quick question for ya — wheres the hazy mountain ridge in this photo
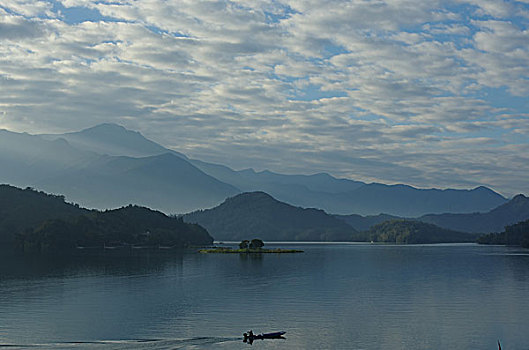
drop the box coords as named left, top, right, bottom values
left=0, top=129, right=99, bottom=186
left=184, top=192, right=357, bottom=241
left=42, top=123, right=508, bottom=216
left=191, top=159, right=506, bottom=216
left=42, top=123, right=187, bottom=159
left=0, top=123, right=510, bottom=216
left=340, top=183, right=505, bottom=217
left=1, top=128, right=239, bottom=213
left=419, top=194, right=529, bottom=233
left=35, top=152, right=239, bottom=214
left=337, top=195, right=529, bottom=234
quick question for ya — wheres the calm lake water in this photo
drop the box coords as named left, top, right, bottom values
left=1, top=243, right=529, bottom=349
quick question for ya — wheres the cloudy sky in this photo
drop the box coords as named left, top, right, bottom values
left=1, top=0, right=528, bottom=196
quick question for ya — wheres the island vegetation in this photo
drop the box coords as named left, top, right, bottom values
left=199, top=239, right=303, bottom=254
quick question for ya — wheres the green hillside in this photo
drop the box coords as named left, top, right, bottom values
left=0, top=185, right=86, bottom=244
left=17, top=205, right=213, bottom=254
left=477, top=219, right=529, bottom=248
left=361, top=219, right=479, bottom=244
left=184, top=191, right=357, bottom=241
left=0, top=185, right=213, bottom=253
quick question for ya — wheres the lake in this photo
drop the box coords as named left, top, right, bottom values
left=1, top=243, right=529, bottom=349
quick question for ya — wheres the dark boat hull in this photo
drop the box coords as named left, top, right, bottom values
left=244, top=331, right=286, bottom=342
left=255, top=331, right=286, bottom=339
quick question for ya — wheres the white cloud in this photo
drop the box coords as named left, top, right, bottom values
left=0, top=0, right=53, bottom=17
left=0, top=0, right=528, bottom=195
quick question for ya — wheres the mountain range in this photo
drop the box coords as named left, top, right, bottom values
left=1, top=126, right=238, bottom=214
left=184, top=191, right=529, bottom=243
left=336, top=194, right=529, bottom=234
left=418, top=194, right=529, bottom=233
left=184, top=192, right=483, bottom=243
left=0, top=123, right=512, bottom=216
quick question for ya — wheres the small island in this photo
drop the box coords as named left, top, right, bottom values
left=199, top=239, right=303, bottom=254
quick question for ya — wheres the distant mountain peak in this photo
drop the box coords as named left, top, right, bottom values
left=78, top=123, right=142, bottom=137
left=225, top=191, right=276, bottom=203
left=82, top=123, right=128, bottom=132
left=495, top=194, right=529, bottom=210
left=471, top=185, right=499, bottom=194
left=44, top=123, right=188, bottom=159
left=512, top=194, right=528, bottom=201
left=238, top=191, right=271, bottom=197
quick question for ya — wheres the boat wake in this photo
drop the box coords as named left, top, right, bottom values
left=0, top=337, right=242, bottom=349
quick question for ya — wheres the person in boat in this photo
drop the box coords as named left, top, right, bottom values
left=243, top=330, right=254, bottom=344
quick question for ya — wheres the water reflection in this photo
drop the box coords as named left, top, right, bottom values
left=238, top=252, right=264, bottom=263
left=0, top=248, right=186, bottom=281
left=1, top=244, right=529, bottom=349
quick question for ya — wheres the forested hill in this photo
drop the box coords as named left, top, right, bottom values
left=0, top=185, right=86, bottom=243
left=477, top=219, right=529, bottom=248
left=419, top=194, right=529, bottom=233
left=0, top=184, right=213, bottom=253
left=361, top=220, right=479, bottom=244
left=184, top=191, right=357, bottom=241
left=17, top=205, right=213, bottom=254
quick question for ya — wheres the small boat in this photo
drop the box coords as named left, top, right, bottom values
left=243, top=331, right=286, bottom=343
left=255, top=331, right=285, bottom=339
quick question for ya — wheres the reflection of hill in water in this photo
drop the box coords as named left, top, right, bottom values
left=0, top=248, right=186, bottom=281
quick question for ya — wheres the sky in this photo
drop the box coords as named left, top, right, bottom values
left=1, top=0, right=528, bottom=197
